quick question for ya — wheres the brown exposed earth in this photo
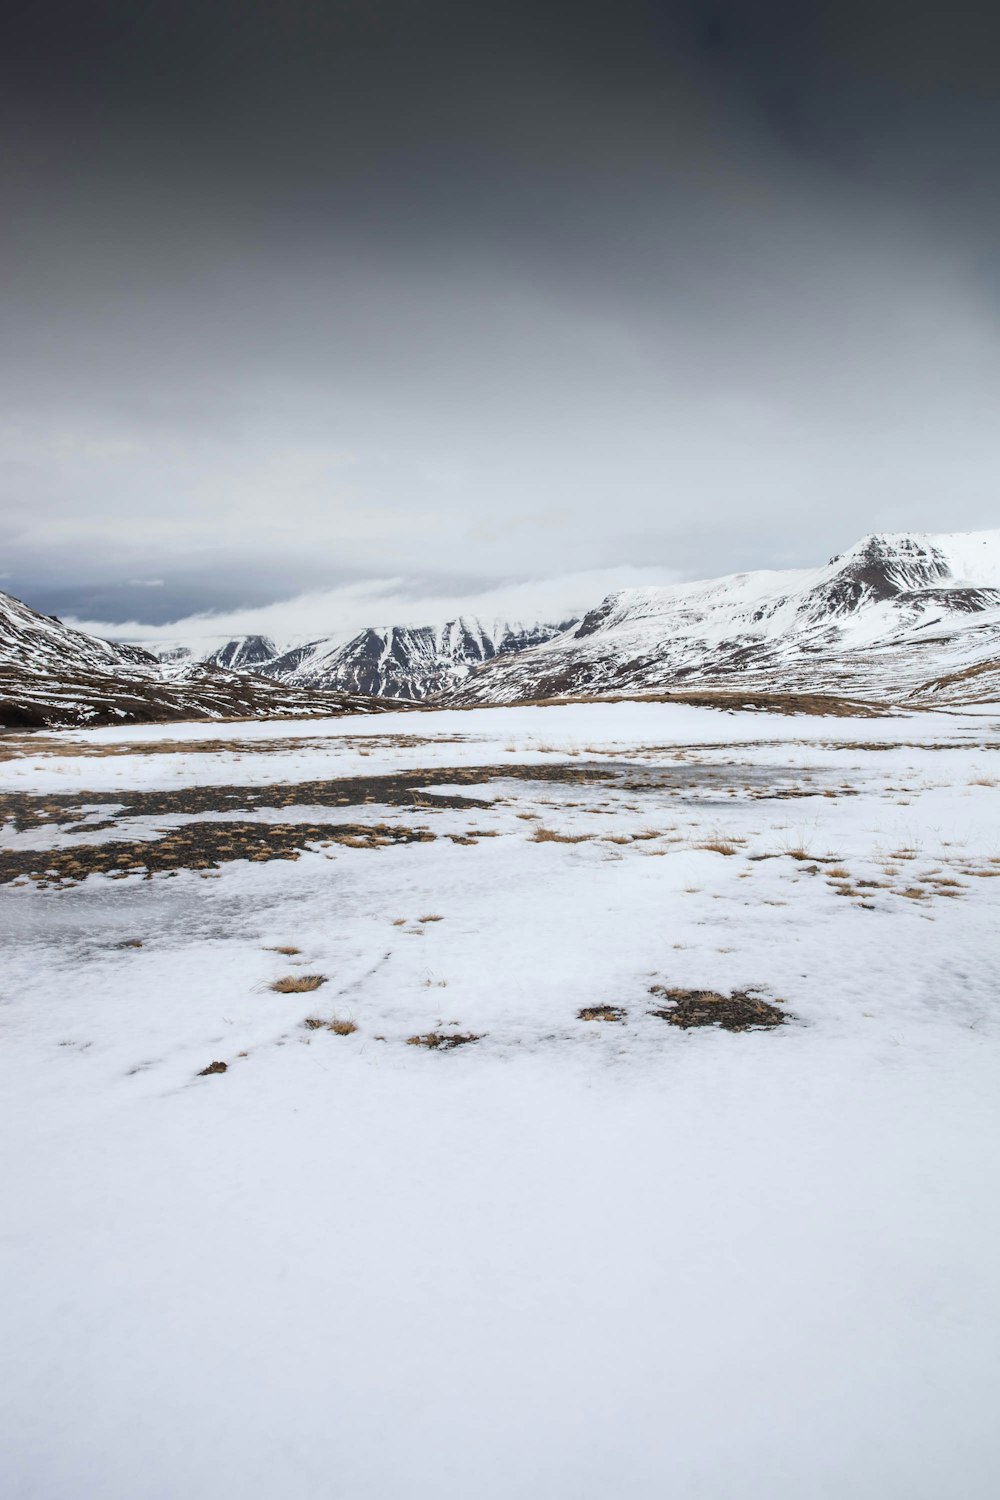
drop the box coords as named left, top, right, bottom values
left=649, top=986, right=788, bottom=1031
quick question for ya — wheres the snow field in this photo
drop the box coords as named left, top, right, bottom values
left=1, top=699, right=999, bottom=1498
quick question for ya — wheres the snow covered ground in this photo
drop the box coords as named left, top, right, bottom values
left=2, top=700, right=999, bottom=1499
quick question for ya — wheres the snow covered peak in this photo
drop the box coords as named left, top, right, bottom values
left=202, top=635, right=280, bottom=672
left=249, top=616, right=578, bottom=700
left=829, top=529, right=1000, bottom=588
left=451, top=529, right=1000, bottom=706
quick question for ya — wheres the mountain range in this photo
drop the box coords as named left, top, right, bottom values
left=0, top=592, right=392, bottom=729
left=3, top=530, right=1000, bottom=727
left=198, top=618, right=576, bottom=701
left=445, top=531, right=1000, bottom=707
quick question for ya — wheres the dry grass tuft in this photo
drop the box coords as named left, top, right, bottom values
left=266, top=944, right=300, bottom=955
left=699, top=839, right=740, bottom=856
left=532, top=827, right=593, bottom=844
left=406, top=1031, right=482, bottom=1050
left=198, top=1060, right=228, bottom=1075
left=578, top=1005, right=626, bottom=1022
left=271, top=974, right=327, bottom=993
left=418, top=913, right=444, bottom=923
left=329, top=1019, right=358, bottom=1036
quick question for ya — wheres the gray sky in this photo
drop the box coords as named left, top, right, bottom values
left=4, top=1, right=1000, bottom=636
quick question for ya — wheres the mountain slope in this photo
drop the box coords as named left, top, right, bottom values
left=201, top=635, right=280, bottom=672
left=217, top=617, right=577, bottom=701
left=0, top=591, right=391, bottom=728
left=446, top=532, right=1000, bottom=707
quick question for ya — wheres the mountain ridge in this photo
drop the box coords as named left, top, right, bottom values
left=0, top=591, right=392, bottom=728
left=6, top=530, right=1000, bottom=725
left=445, top=530, right=1000, bottom=706
left=189, top=616, right=578, bottom=701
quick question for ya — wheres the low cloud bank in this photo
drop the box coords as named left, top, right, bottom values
left=66, top=565, right=684, bottom=654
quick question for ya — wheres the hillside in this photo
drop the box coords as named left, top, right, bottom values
left=0, top=590, right=391, bottom=728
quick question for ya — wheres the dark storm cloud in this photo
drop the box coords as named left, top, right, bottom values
left=4, top=1, right=1000, bottom=627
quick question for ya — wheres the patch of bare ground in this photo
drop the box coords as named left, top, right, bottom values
left=649, top=986, right=787, bottom=1032
left=578, top=1005, right=626, bottom=1022
left=463, top=689, right=893, bottom=717
left=0, top=759, right=794, bottom=841
left=0, top=727, right=459, bottom=763
left=271, top=975, right=327, bottom=994
left=0, top=819, right=437, bottom=886
left=406, top=1031, right=482, bottom=1050
left=913, top=655, right=1000, bottom=703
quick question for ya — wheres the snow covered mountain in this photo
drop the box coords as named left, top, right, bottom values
left=203, top=618, right=576, bottom=701
left=201, top=635, right=280, bottom=672
left=0, top=591, right=391, bottom=728
left=447, top=532, right=1000, bottom=706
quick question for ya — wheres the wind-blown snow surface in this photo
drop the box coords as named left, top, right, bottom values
left=2, top=701, right=1000, bottom=1499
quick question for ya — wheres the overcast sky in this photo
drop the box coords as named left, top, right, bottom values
left=4, top=0, right=1000, bottom=640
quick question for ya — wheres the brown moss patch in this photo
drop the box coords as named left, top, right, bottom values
left=0, top=819, right=436, bottom=887
left=649, top=986, right=787, bottom=1032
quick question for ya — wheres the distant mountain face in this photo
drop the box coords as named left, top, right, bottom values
left=204, top=618, right=577, bottom=701
left=445, top=532, right=1000, bottom=707
left=10, top=530, right=1000, bottom=728
left=0, top=591, right=391, bottom=728
left=202, top=635, right=279, bottom=672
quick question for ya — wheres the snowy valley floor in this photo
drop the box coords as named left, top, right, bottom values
left=2, top=700, right=999, bottom=1499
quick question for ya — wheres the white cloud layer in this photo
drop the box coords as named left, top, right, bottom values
left=66, top=565, right=684, bottom=653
